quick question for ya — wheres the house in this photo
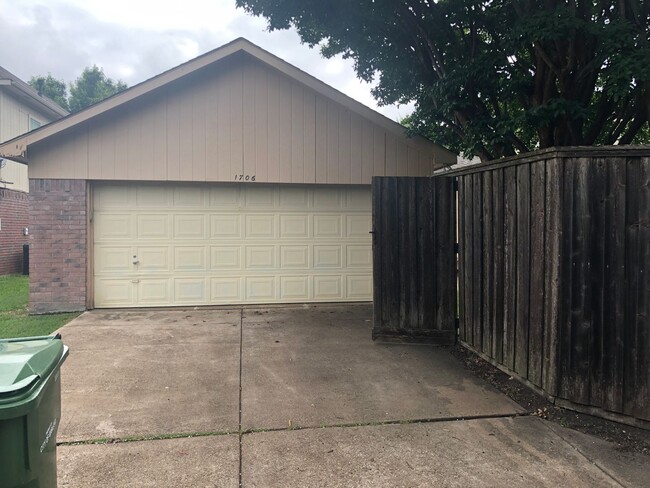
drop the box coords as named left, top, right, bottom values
left=0, top=38, right=456, bottom=313
left=0, top=66, right=68, bottom=275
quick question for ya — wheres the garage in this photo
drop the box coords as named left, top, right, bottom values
left=93, top=183, right=372, bottom=307
left=0, top=38, right=455, bottom=313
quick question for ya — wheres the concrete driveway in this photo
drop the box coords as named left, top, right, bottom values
left=56, top=305, right=644, bottom=487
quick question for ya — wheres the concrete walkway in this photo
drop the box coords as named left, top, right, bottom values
left=56, top=305, right=646, bottom=487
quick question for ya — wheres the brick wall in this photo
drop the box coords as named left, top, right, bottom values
left=0, top=188, right=29, bottom=275
left=29, top=179, right=87, bottom=314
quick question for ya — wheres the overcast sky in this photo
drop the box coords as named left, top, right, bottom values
left=0, top=0, right=414, bottom=121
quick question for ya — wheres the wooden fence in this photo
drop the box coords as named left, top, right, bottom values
left=371, top=177, right=456, bottom=344
left=447, top=146, right=649, bottom=424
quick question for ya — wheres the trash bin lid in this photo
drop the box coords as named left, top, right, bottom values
left=0, top=335, right=65, bottom=399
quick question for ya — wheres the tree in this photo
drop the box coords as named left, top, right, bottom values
left=30, top=66, right=128, bottom=114
left=237, top=0, right=650, bottom=161
left=29, top=74, right=69, bottom=111
left=68, top=65, right=128, bottom=112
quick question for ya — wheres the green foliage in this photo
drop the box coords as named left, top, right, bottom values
left=28, top=74, right=69, bottom=111
left=0, top=275, right=78, bottom=339
left=0, top=313, right=79, bottom=340
left=68, top=65, right=128, bottom=113
left=237, top=0, right=650, bottom=161
left=0, top=274, right=28, bottom=312
left=30, top=65, right=127, bottom=114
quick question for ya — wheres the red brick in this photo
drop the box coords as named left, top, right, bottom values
left=0, top=188, right=29, bottom=275
left=29, top=179, right=87, bottom=314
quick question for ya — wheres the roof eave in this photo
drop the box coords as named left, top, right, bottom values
left=0, top=38, right=456, bottom=160
left=0, top=79, right=68, bottom=119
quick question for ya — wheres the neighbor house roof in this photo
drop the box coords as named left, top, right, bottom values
left=0, top=38, right=456, bottom=165
left=0, top=66, right=69, bottom=120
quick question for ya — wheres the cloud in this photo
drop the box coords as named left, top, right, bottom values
left=0, top=0, right=412, bottom=121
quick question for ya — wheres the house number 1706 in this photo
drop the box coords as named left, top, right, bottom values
left=234, top=174, right=256, bottom=181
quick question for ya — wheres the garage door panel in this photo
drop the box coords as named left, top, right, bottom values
left=95, top=214, right=132, bottom=239
left=280, top=276, right=309, bottom=300
left=245, top=215, right=276, bottom=238
left=346, top=188, right=372, bottom=210
left=210, top=214, right=241, bottom=238
left=95, top=186, right=131, bottom=209
left=279, top=215, right=309, bottom=238
left=279, top=187, right=309, bottom=208
left=174, top=247, right=207, bottom=271
left=174, top=215, right=206, bottom=239
left=313, top=188, right=342, bottom=208
left=174, top=278, right=207, bottom=303
left=209, top=187, right=240, bottom=207
left=174, top=186, right=205, bottom=207
left=346, top=245, right=372, bottom=268
left=95, top=279, right=135, bottom=306
left=346, top=275, right=373, bottom=299
left=210, top=246, right=242, bottom=269
left=346, top=215, right=371, bottom=238
left=314, top=246, right=342, bottom=268
left=313, top=215, right=342, bottom=238
left=313, top=276, right=342, bottom=300
left=280, top=246, right=309, bottom=268
left=137, top=215, right=170, bottom=239
left=137, top=247, right=171, bottom=271
left=245, top=277, right=276, bottom=300
left=245, top=187, right=275, bottom=207
left=95, top=247, right=132, bottom=272
left=138, top=279, right=172, bottom=304
left=94, top=183, right=371, bottom=307
left=245, top=246, right=276, bottom=269
left=210, top=277, right=242, bottom=302
left=136, top=186, right=171, bottom=207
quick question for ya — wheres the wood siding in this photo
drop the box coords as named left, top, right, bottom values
left=0, top=88, right=62, bottom=192
left=27, top=55, right=450, bottom=184
left=0, top=90, right=59, bottom=192
left=452, top=147, right=649, bottom=423
left=0, top=159, right=28, bottom=193
left=372, top=176, right=456, bottom=343
left=0, top=91, right=56, bottom=144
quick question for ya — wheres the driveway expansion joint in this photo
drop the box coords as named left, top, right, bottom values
left=240, top=411, right=530, bottom=436
left=238, top=308, right=244, bottom=488
left=57, top=430, right=239, bottom=447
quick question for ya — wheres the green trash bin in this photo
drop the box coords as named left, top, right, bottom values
left=0, top=334, right=69, bottom=488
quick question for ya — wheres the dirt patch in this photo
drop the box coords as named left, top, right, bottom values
left=449, top=345, right=650, bottom=455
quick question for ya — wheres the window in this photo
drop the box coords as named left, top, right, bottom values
left=29, top=117, right=42, bottom=131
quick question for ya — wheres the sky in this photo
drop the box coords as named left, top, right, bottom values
left=0, top=0, right=414, bottom=121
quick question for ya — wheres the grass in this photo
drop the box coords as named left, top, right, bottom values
left=0, top=274, right=79, bottom=339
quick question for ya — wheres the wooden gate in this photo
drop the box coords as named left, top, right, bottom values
left=372, top=176, right=456, bottom=343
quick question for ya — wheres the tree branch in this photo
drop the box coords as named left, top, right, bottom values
left=619, top=114, right=648, bottom=144
left=534, top=42, right=562, bottom=78
left=507, top=133, right=531, bottom=153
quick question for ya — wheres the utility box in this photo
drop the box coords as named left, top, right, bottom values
left=0, top=334, right=69, bottom=488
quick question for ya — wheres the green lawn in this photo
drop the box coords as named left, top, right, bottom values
left=0, top=275, right=79, bottom=339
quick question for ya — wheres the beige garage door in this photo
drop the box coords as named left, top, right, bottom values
left=93, top=183, right=372, bottom=307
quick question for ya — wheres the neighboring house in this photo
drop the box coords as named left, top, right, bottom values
left=0, top=38, right=456, bottom=313
left=0, top=66, right=68, bottom=275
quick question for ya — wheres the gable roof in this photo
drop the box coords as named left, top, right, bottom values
left=0, top=66, right=69, bottom=120
left=0, top=38, right=455, bottom=165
